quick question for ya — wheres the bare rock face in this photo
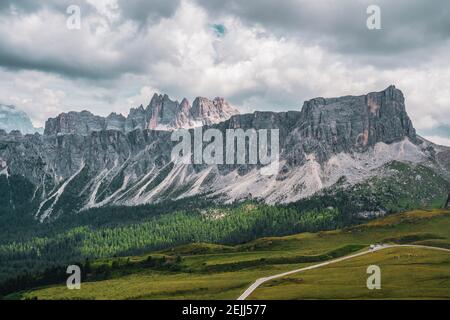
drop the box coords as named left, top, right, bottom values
left=147, top=94, right=181, bottom=129
left=45, top=94, right=239, bottom=135
left=44, top=111, right=106, bottom=135
left=222, top=85, right=417, bottom=165
left=106, top=113, right=126, bottom=131
left=173, top=98, right=194, bottom=128
left=191, top=97, right=240, bottom=126
left=142, top=94, right=239, bottom=130
left=124, top=105, right=147, bottom=132
left=1, top=86, right=448, bottom=221
left=45, top=110, right=127, bottom=135
left=299, top=85, right=415, bottom=148
left=290, top=85, right=417, bottom=163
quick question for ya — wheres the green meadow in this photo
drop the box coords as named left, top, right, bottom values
left=249, top=246, right=450, bottom=300
left=8, top=209, right=450, bottom=300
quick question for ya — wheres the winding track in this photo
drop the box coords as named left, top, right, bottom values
left=237, top=244, right=450, bottom=300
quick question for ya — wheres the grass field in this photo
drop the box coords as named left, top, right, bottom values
left=249, top=247, right=450, bottom=300
left=8, top=209, right=450, bottom=300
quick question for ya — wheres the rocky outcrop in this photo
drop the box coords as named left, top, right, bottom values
left=106, top=113, right=126, bottom=131
left=124, top=105, right=147, bottom=132
left=290, top=85, right=416, bottom=163
left=303, top=85, right=415, bottom=146
left=191, top=97, right=239, bottom=126
left=1, top=86, right=448, bottom=221
left=46, top=94, right=239, bottom=135
left=44, top=111, right=106, bottom=135
left=222, top=85, right=417, bottom=165
left=146, top=94, right=181, bottom=130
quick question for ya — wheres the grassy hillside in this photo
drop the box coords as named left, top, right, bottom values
left=8, top=209, right=450, bottom=300
left=249, top=247, right=450, bottom=300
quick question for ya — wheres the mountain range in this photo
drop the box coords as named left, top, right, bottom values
left=0, top=86, right=449, bottom=223
left=0, top=104, right=42, bottom=135
left=44, top=94, right=239, bottom=135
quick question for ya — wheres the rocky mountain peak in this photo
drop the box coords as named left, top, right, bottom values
left=0, top=104, right=42, bottom=134
left=106, top=112, right=126, bottom=131
left=191, top=96, right=239, bottom=125
left=44, top=110, right=106, bottom=135
left=146, top=93, right=180, bottom=130
left=180, top=98, right=191, bottom=111
left=45, top=93, right=239, bottom=135
left=297, top=85, right=416, bottom=153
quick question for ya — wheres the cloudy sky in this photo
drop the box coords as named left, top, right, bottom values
left=0, top=0, right=450, bottom=145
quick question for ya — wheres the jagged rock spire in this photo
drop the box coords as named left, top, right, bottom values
left=45, top=93, right=239, bottom=135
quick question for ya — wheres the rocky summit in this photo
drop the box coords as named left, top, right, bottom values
left=0, top=104, right=42, bottom=135
left=0, top=86, right=449, bottom=222
left=44, top=94, right=239, bottom=135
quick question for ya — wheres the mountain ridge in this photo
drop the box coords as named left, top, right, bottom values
left=0, top=104, right=43, bottom=135
left=0, top=86, right=449, bottom=222
left=44, top=94, right=239, bottom=135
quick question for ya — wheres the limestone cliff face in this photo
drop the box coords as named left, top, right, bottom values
left=45, top=94, right=239, bottom=135
left=223, top=85, right=417, bottom=165
left=299, top=85, right=415, bottom=150
left=0, top=86, right=447, bottom=221
left=292, top=85, right=416, bottom=163
left=146, top=94, right=182, bottom=129
left=191, top=97, right=239, bottom=126
left=44, top=111, right=109, bottom=135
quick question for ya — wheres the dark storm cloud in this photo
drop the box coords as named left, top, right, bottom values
left=0, top=0, right=183, bottom=80
left=195, top=0, right=450, bottom=65
left=0, top=0, right=40, bottom=12
left=117, top=0, right=181, bottom=25
left=0, top=48, right=125, bottom=80
left=0, top=1, right=131, bottom=80
left=0, top=0, right=88, bottom=14
left=0, top=0, right=181, bottom=22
